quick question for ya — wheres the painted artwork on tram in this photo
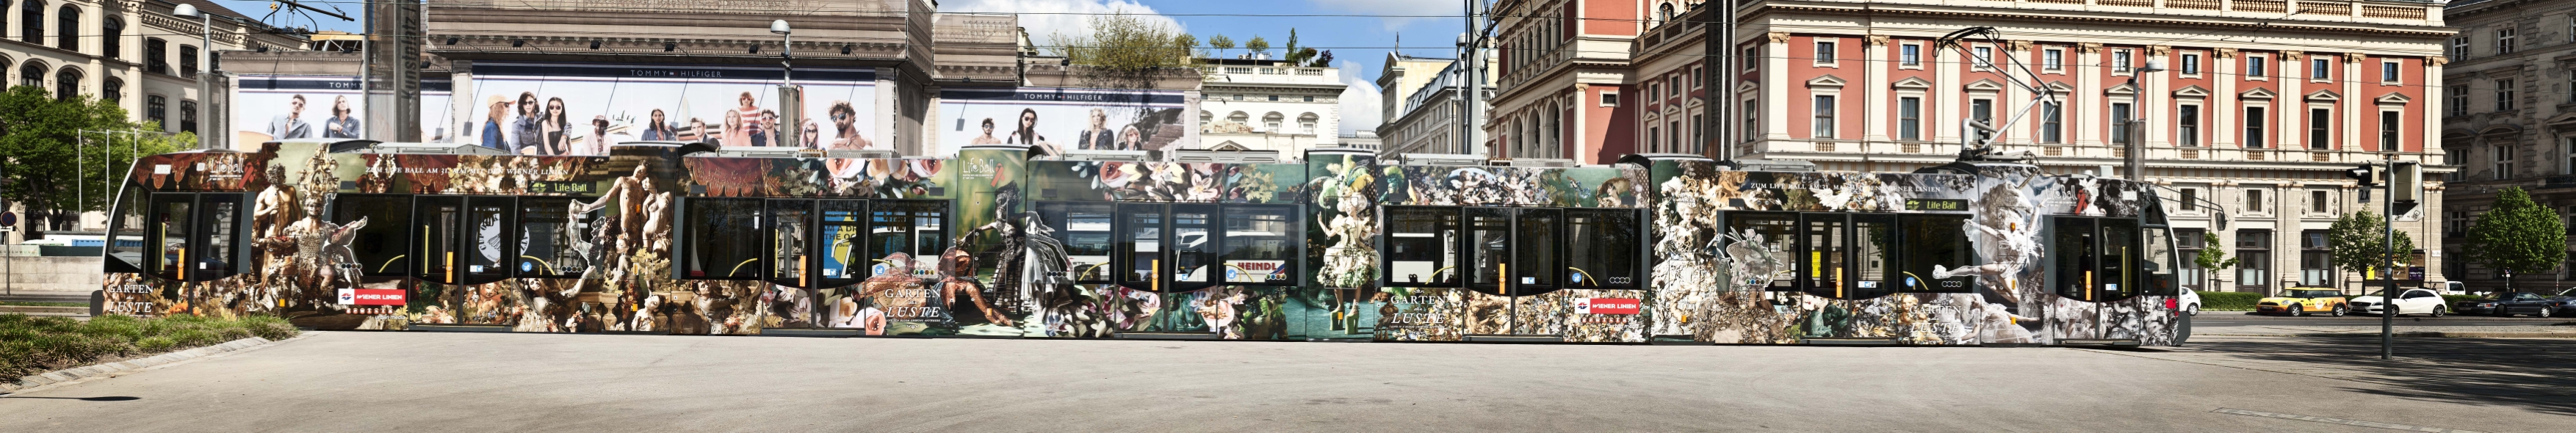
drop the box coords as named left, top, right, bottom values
left=466, top=62, right=881, bottom=154
left=1643, top=160, right=2179, bottom=346
left=100, top=141, right=2176, bottom=345
left=935, top=87, right=1191, bottom=156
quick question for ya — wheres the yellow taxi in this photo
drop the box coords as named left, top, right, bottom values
left=2257, top=287, right=2350, bottom=316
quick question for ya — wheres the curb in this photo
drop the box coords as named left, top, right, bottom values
left=2199, top=332, right=2576, bottom=338
left=2, top=335, right=298, bottom=393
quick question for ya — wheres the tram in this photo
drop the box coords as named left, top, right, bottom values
left=96, top=139, right=2180, bottom=346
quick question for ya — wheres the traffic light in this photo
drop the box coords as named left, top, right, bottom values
left=2390, top=161, right=2422, bottom=215
left=2345, top=164, right=2384, bottom=186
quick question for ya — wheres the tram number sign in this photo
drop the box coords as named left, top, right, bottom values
left=1905, top=199, right=1968, bottom=211
left=336, top=288, right=408, bottom=306
left=1574, top=298, right=1641, bottom=315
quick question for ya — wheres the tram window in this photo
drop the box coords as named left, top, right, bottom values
left=137, top=193, right=253, bottom=282
left=1169, top=204, right=1219, bottom=291
left=682, top=198, right=764, bottom=280
left=1800, top=214, right=1847, bottom=298
left=1897, top=215, right=1975, bottom=294
left=1565, top=209, right=1641, bottom=288
left=1039, top=202, right=1116, bottom=283
left=334, top=194, right=414, bottom=277
left=768, top=200, right=815, bottom=287
left=1118, top=203, right=1166, bottom=289
left=1467, top=208, right=1512, bottom=293
left=1220, top=205, right=1299, bottom=285
left=816, top=200, right=868, bottom=285
left=867, top=200, right=949, bottom=275
left=148, top=194, right=194, bottom=279
left=1850, top=214, right=1899, bottom=299
left=1514, top=208, right=1561, bottom=294
left=1728, top=213, right=1800, bottom=291
left=515, top=198, right=586, bottom=279
left=2099, top=219, right=2139, bottom=300
left=461, top=197, right=517, bottom=284
left=105, top=191, right=147, bottom=273
left=414, top=196, right=464, bottom=283
left=2144, top=226, right=2179, bottom=296
left=2052, top=217, right=2099, bottom=301
left=1384, top=206, right=1461, bottom=287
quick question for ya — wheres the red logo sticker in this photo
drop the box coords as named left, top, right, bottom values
left=1578, top=298, right=1641, bottom=315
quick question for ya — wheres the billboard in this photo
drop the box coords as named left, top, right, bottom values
left=937, top=87, right=1191, bottom=156
left=233, top=76, right=365, bottom=148
left=423, top=79, right=454, bottom=142
left=466, top=62, right=878, bottom=156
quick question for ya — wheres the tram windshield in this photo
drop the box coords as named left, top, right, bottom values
left=684, top=198, right=764, bottom=280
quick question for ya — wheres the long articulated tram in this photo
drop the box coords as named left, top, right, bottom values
left=98, top=139, right=2183, bottom=346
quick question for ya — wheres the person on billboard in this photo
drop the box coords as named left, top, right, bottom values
left=751, top=109, right=778, bottom=147
left=720, top=110, right=750, bottom=148
left=323, top=95, right=361, bottom=139
left=1006, top=108, right=1059, bottom=155
left=733, top=92, right=764, bottom=141
left=541, top=97, right=572, bottom=155
left=640, top=109, right=677, bottom=141
left=685, top=118, right=710, bottom=143
left=970, top=118, right=1004, bottom=145
left=590, top=116, right=617, bottom=153
left=828, top=101, right=871, bottom=149
left=511, top=92, right=544, bottom=155
left=480, top=95, right=510, bottom=150
left=1075, top=108, right=1115, bottom=150
left=266, top=95, right=313, bottom=139
left=801, top=119, right=822, bottom=149
left=1116, top=125, right=1145, bottom=150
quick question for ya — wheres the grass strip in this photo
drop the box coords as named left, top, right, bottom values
left=1, top=313, right=300, bottom=380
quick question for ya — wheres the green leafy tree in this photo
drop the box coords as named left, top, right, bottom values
left=1207, top=34, right=1236, bottom=57
left=1046, top=7, right=1195, bottom=70
left=2464, top=186, right=2566, bottom=294
left=2328, top=210, right=2417, bottom=291
left=0, top=86, right=179, bottom=238
left=2194, top=233, right=2238, bottom=291
left=1244, top=35, right=1271, bottom=57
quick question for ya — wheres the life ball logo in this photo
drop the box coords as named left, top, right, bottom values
left=1573, top=298, right=1641, bottom=315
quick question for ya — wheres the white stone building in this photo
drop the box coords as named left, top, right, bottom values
left=1197, top=57, right=1345, bottom=153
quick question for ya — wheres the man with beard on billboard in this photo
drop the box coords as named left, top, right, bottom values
left=828, top=101, right=872, bottom=149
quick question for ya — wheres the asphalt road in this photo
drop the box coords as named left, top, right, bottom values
left=2193, top=312, right=2568, bottom=328
left=4, top=332, right=2569, bottom=432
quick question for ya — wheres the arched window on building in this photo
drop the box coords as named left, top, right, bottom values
left=1226, top=111, right=1248, bottom=126
left=55, top=4, right=76, bottom=51
left=146, top=95, right=167, bottom=127
left=21, top=0, right=43, bottom=43
left=54, top=68, right=79, bottom=101
left=180, top=100, right=198, bottom=133
left=101, top=76, right=121, bottom=102
left=19, top=62, right=46, bottom=88
left=1263, top=112, right=1283, bottom=132
left=101, top=17, right=121, bottom=59
left=1298, top=112, right=1318, bottom=135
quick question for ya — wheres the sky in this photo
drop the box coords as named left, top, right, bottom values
left=236, top=0, right=1473, bottom=136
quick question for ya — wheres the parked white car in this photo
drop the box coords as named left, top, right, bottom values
left=2176, top=290, right=2202, bottom=316
left=2350, top=288, right=2447, bottom=317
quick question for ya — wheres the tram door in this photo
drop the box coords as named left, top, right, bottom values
left=1465, top=207, right=1565, bottom=336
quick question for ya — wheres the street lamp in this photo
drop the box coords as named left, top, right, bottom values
left=173, top=4, right=212, bottom=150
left=771, top=20, right=802, bottom=149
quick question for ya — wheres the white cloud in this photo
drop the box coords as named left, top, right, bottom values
left=1338, top=60, right=1384, bottom=137
left=943, top=0, right=1186, bottom=46
left=1305, top=0, right=1461, bottom=31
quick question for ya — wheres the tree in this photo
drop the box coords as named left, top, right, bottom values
left=0, top=85, right=173, bottom=239
left=1208, top=34, right=1236, bottom=57
left=2327, top=210, right=2417, bottom=292
left=1045, top=7, right=1195, bottom=70
left=1244, top=35, right=1271, bottom=57
left=2193, top=232, right=2239, bottom=292
left=2464, top=186, right=2566, bottom=295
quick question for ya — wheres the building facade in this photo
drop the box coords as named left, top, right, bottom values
left=1197, top=57, right=1345, bottom=153
left=1497, top=0, right=2455, bottom=294
left=0, top=0, right=309, bottom=137
left=2438, top=0, right=2576, bottom=292
left=1378, top=54, right=1493, bottom=156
